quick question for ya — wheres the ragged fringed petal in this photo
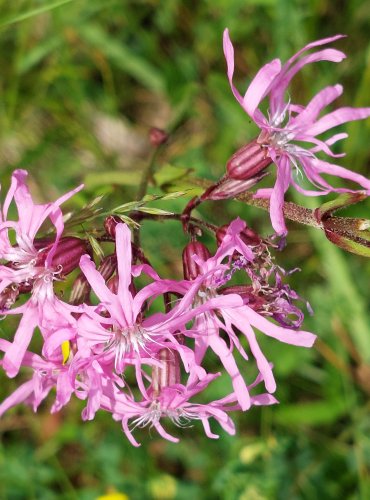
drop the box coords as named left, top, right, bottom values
left=304, top=106, right=370, bottom=137
left=213, top=217, right=255, bottom=263
left=193, top=313, right=251, bottom=410
left=241, top=305, right=317, bottom=347
left=2, top=304, right=39, bottom=378
left=269, top=156, right=291, bottom=235
left=11, top=169, right=82, bottom=244
left=154, top=422, right=180, bottom=443
left=312, top=158, right=370, bottom=192
left=0, top=379, right=35, bottom=417
left=79, top=254, right=126, bottom=325
left=223, top=28, right=244, bottom=107
left=270, top=48, right=346, bottom=115
left=223, top=29, right=281, bottom=120
left=52, top=370, right=74, bottom=413
left=115, top=224, right=135, bottom=325
left=242, top=58, right=282, bottom=116
left=233, top=314, right=276, bottom=393
left=290, top=84, right=343, bottom=129
left=283, top=34, right=346, bottom=67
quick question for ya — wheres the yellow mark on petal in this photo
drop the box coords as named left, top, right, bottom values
left=61, top=340, right=70, bottom=364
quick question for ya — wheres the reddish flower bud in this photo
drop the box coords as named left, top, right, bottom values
left=0, top=285, right=20, bottom=310
left=51, top=237, right=90, bottom=276
left=216, top=223, right=261, bottom=246
left=97, top=254, right=117, bottom=281
left=152, top=349, right=181, bottom=396
left=104, top=215, right=121, bottom=239
left=69, top=272, right=91, bottom=305
left=149, top=127, right=168, bottom=147
left=226, top=138, right=272, bottom=180
left=182, top=241, right=211, bottom=280
left=33, top=237, right=89, bottom=276
left=106, top=275, right=119, bottom=294
left=208, top=173, right=269, bottom=200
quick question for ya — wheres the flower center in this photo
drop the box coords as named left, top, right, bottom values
left=108, top=324, right=152, bottom=371
left=131, top=400, right=199, bottom=429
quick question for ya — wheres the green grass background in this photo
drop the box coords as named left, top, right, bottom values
left=0, top=0, right=369, bottom=499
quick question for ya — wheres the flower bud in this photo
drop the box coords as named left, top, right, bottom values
left=0, top=285, right=20, bottom=310
left=34, top=237, right=90, bottom=276
left=226, top=138, right=272, bottom=180
left=97, top=254, right=117, bottom=281
left=205, top=172, right=269, bottom=200
left=182, top=241, right=211, bottom=280
left=152, top=349, right=181, bottom=396
left=106, top=275, right=119, bottom=294
left=149, top=127, right=168, bottom=147
left=69, top=272, right=91, bottom=305
left=104, top=215, right=121, bottom=239
left=51, top=237, right=90, bottom=276
left=216, top=223, right=261, bottom=246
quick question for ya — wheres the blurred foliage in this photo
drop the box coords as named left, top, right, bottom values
left=0, top=0, right=369, bottom=498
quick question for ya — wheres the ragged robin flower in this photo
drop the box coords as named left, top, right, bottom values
left=223, top=30, right=370, bottom=235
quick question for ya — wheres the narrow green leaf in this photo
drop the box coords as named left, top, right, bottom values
left=17, top=36, right=62, bottom=74
left=87, top=234, right=104, bottom=260
left=136, top=207, right=173, bottom=216
left=0, top=0, right=74, bottom=28
left=115, top=214, right=140, bottom=228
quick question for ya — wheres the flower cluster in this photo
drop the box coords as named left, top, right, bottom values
left=0, top=30, right=369, bottom=444
left=0, top=171, right=316, bottom=444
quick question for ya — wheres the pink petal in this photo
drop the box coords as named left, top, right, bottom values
left=2, top=304, right=39, bottom=378
left=0, top=379, right=35, bottom=417
left=270, top=48, right=345, bottom=115
left=284, top=34, right=346, bottom=67
left=3, top=170, right=28, bottom=220
left=304, top=106, right=370, bottom=137
left=154, top=422, right=180, bottom=443
left=269, top=156, right=291, bottom=235
left=291, top=84, right=343, bottom=128
left=313, top=158, right=370, bottom=191
left=253, top=188, right=274, bottom=199
left=243, top=306, right=317, bottom=347
left=251, top=394, right=278, bottom=406
left=115, top=224, right=135, bottom=324
left=201, top=418, right=220, bottom=439
left=122, top=418, right=141, bottom=447
left=207, top=330, right=251, bottom=410
left=223, top=29, right=244, bottom=107
left=243, top=58, right=282, bottom=116
left=79, top=255, right=125, bottom=324
left=224, top=309, right=276, bottom=392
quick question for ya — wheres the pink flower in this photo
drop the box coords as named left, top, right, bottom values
left=223, top=30, right=370, bottom=234
left=0, top=339, right=74, bottom=415
left=0, top=170, right=83, bottom=377
left=182, top=219, right=316, bottom=400
left=75, top=223, right=237, bottom=374
left=100, top=370, right=276, bottom=446
left=0, top=170, right=82, bottom=280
